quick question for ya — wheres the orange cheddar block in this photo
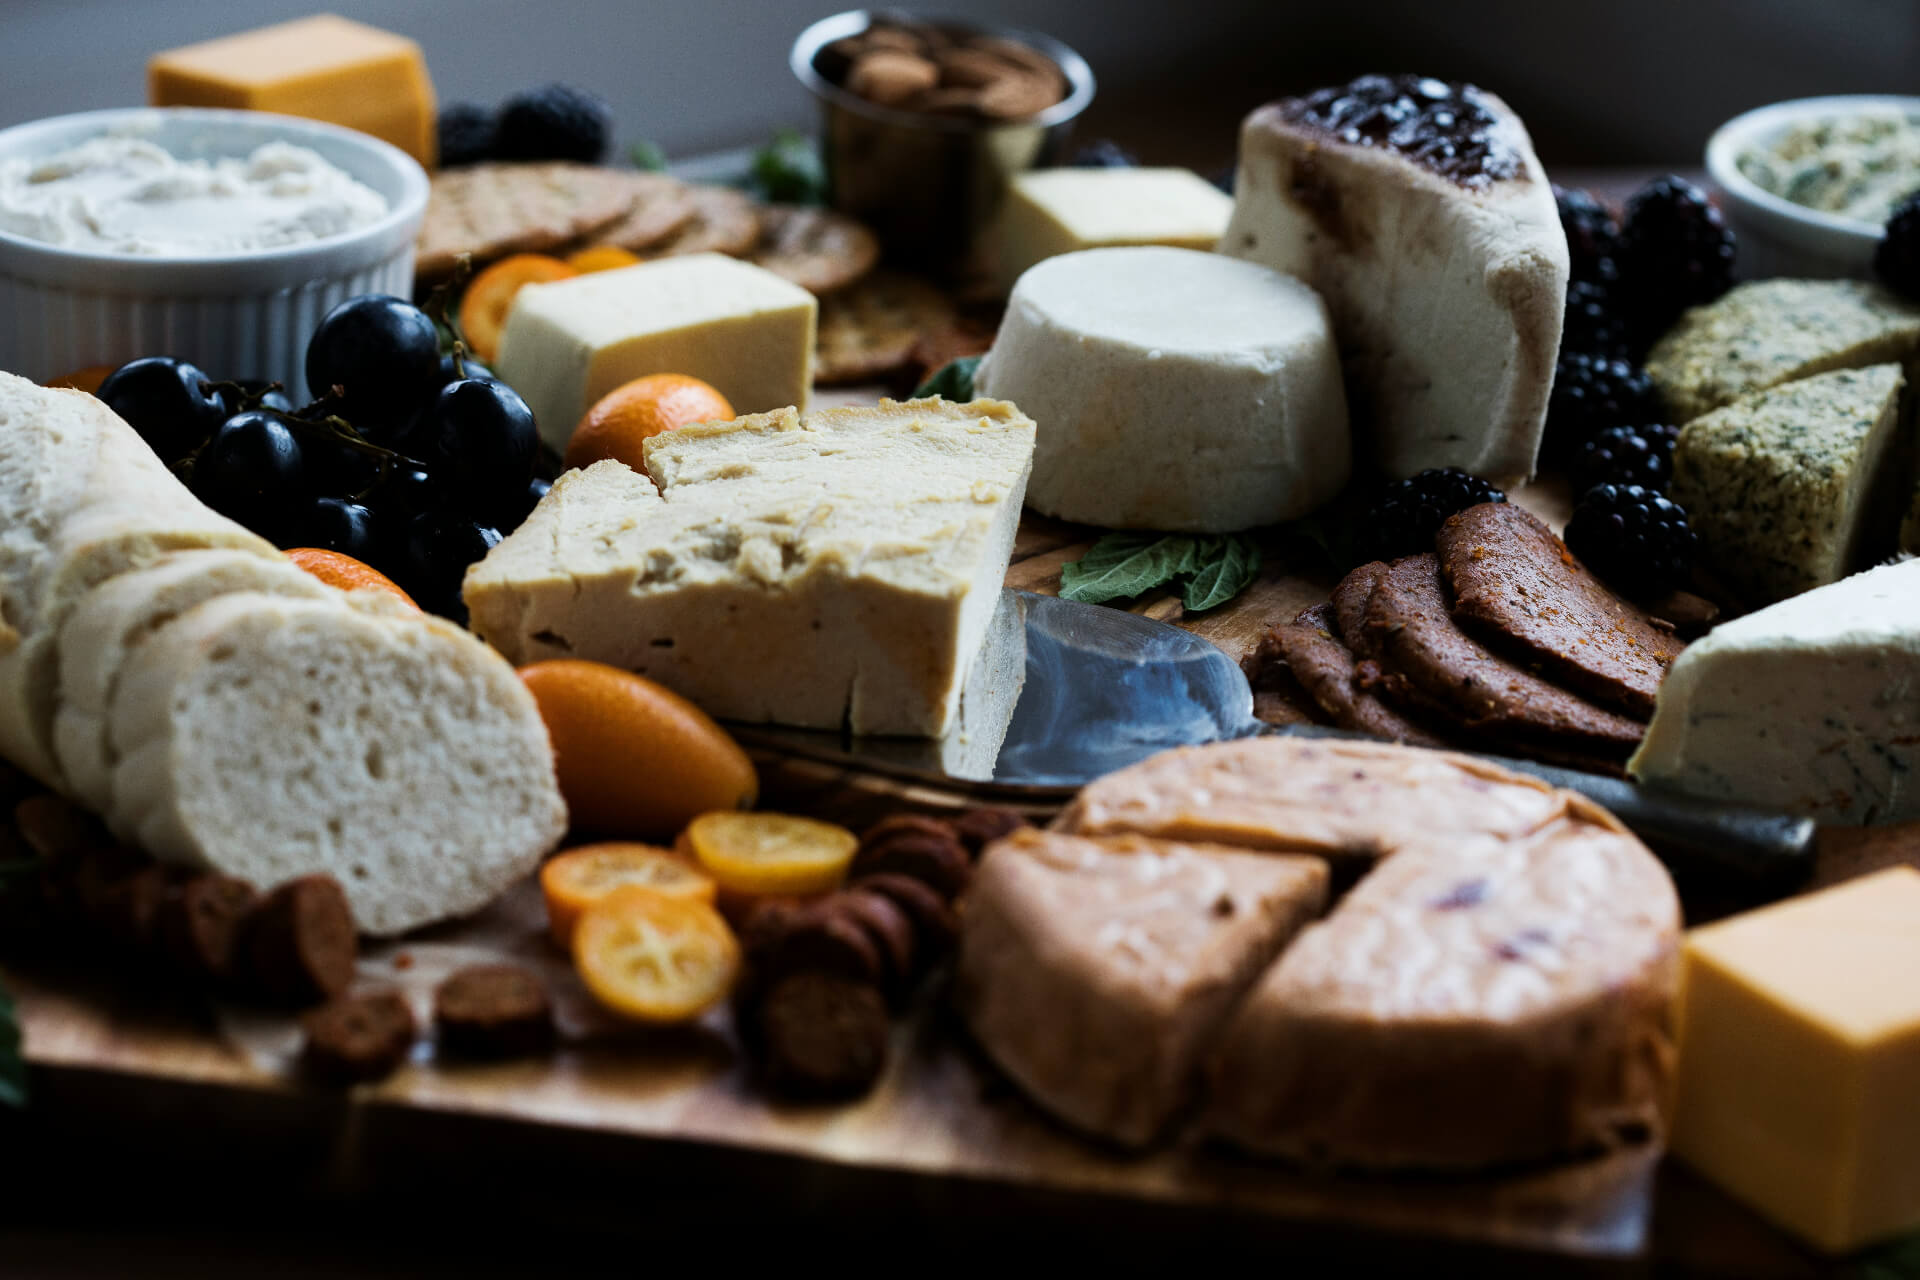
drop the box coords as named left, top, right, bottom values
left=149, top=14, right=437, bottom=168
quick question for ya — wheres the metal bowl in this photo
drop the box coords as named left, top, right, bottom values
left=790, top=9, right=1096, bottom=280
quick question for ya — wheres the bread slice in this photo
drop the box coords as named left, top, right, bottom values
left=53, top=549, right=335, bottom=814
left=105, top=592, right=568, bottom=935
left=0, top=372, right=277, bottom=785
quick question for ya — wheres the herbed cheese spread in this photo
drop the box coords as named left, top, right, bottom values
left=0, top=133, right=388, bottom=255
left=1737, top=109, right=1920, bottom=225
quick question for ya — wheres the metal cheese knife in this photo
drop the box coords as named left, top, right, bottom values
left=730, top=591, right=1816, bottom=889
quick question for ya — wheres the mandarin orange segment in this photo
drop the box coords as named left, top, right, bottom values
left=565, top=245, right=645, bottom=273
left=283, top=548, right=418, bottom=608
left=561, top=374, right=734, bottom=475
left=458, top=253, right=576, bottom=363
left=572, top=887, right=740, bottom=1023
left=517, top=659, right=757, bottom=839
left=541, top=842, right=717, bottom=949
left=685, top=811, right=857, bottom=898
left=45, top=365, right=115, bottom=395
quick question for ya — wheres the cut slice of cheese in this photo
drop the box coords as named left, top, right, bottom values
left=1629, top=557, right=1920, bottom=823
left=991, top=167, right=1234, bottom=293
left=52, top=549, right=333, bottom=815
left=495, top=253, right=817, bottom=453
left=974, top=246, right=1349, bottom=532
left=0, top=372, right=278, bottom=787
left=957, top=829, right=1327, bottom=1147
left=1673, top=867, right=1920, bottom=1254
left=149, top=15, right=437, bottom=167
left=464, top=398, right=1035, bottom=737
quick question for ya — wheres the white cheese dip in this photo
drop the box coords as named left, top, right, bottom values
left=0, top=134, right=388, bottom=255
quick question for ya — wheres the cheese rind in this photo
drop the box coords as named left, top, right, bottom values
left=149, top=15, right=437, bottom=168
left=1629, top=557, right=1920, bottom=823
left=463, top=398, right=1035, bottom=737
left=975, top=246, right=1349, bottom=531
left=1673, top=868, right=1920, bottom=1254
left=496, top=254, right=816, bottom=453
left=991, top=167, right=1234, bottom=293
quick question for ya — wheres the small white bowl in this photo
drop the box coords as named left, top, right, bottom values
left=0, top=107, right=429, bottom=400
left=1705, top=94, right=1920, bottom=281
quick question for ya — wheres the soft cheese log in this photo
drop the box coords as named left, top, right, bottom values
left=53, top=550, right=334, bottom=816
left=1630, top=558, right=1920, bottom=824
left=957, top=830, right=1327, bottom=1147
left=1222, top=76, right=1569, bottom=482
left=464, top=398, right=1035, bottom=738
left=975, top=247, right=1347, bottom=531
left=0, top=372, right=278, bottom=786
left=106, top=592, right=567, bottom=936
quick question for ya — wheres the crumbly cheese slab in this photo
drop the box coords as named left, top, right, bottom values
left=496, top=252, right=816, bottom=451
left=1646, top=279, right=1920, bottom=422
left=464, top=397, right=1035, bottom=737
left=1671, top=364, right=1905, bottom=605
left=1629, top=557, right=1920, bottom=824
left=0, top=372, right=277, bottom=786
left=992, top=168, right=1235, bottom=292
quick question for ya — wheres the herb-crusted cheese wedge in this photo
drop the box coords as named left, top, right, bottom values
left=1671, top=364, right=1906, bottom=606
left=1630, top=559, right=1920, bottom=824
left=464, top=398, right=1035, bottom=737
left=1646, top=279, right=1920, bottom=422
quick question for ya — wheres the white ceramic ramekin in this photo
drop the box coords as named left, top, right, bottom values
left=1705, top=94, right=1920, bottom=281
left=0, top=107, right=429, bottom=400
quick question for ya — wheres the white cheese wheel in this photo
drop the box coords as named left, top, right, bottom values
left=974, top=246, right=1349, bottom=532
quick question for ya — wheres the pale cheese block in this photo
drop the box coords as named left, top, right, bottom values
left=956, top=829, right=1327, bottom=1147
left=1670, top=364, right=1906, bottom=606
left=52, top=549, right=334, bottom=815
left=1629, top=558, right=1920, bottom=824
left=106, top=591, right=567, bottom=936
left=974, top=246, right=1349, bottom=531
left=1222, top=80, right=1568, bottom=482
left=0, top=372, right=277, bottom=786
left=464, top=398, right=1035, bottom=737
left=495, top=252, right=817, bottom=452
left=991, top=167, right=1235, bottom=294
left=1051, top=736, right=1681, bottom=1169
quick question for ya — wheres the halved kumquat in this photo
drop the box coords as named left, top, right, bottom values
left=542, top=842, right=716, bottom=949
left=458, top=253, right=576, bottom=363
left=565, top=245, right=645, bottom=273
left=684, top=811, right=857, bottom=898
left=572, top=887, right=740, bottom=1023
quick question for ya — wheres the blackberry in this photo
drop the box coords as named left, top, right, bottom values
left=495, top=84, right=611, bottom=164
left=1555, top=185, right=1621, bottom=284
left=1874, top=188, right=1920, bottom=301
left=1562, top=276, right=1629, bottom=358
left=1571, top=424, right=1675, bottom=494
left=1564, top=483, right=1695, bottom=594
left=1356, top=467, right=1507, bottom=563
left=1545, top=351, right=1662, bottom=457
left=1616, top=175, right=1736, bottom=349
left=435, top=102, right=496, bottom=168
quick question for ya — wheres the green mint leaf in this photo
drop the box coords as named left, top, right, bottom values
left=1059, top=533, right=1201, bottom=605
left=628, top=139, right=669, bottom=172
left=1182, top=534, right=1262, bottom=612
left=913, top=355, right=981, bottom=402
left=0, top=976, right=23, bottom=1108
left=750, top=128, right=826, bottom=205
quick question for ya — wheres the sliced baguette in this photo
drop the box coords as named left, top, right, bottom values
left=0, top=372, right=277, bottom=785
left=53, top=549, right=336, bottom=814
left=105, top=591, right=568, bottom=936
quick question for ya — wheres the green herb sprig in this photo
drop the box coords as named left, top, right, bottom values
left=748, top=129, right=826, bottom=205
left=912, top=356, right=981, bottom=402
left=1060, top=531, right=1262, bottom=613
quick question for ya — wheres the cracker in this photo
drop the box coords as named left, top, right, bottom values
left=652, top=184, right=763, bottom=258
left=415, top=163, right=638, bottom=280
left=584, top=172, right=698, bottom=251
left=751, top=205, right=880, bottom=295
left=815, top=271, right=957, bottom=385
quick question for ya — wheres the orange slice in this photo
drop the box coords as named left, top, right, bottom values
left=572, top=887, right=740, bottom=1023
left=684, top=811, right=857, bottom=898
left=565, top=245, right=644, bottom=273
left=458, top=253, right=576, bottom=363
left=541, top=842, right=716, bottom=949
